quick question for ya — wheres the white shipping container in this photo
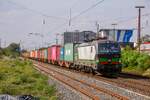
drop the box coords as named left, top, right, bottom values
left=78, top=45, right=96, bottom=60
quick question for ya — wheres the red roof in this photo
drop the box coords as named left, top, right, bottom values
left=143, top=42, right=150, bottom=44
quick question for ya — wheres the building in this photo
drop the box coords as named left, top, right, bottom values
left=140, top=42, right=150, bottom=54
left=98, top=29, right=134, bottom=48
left=98, top=29, right=133, bottom=42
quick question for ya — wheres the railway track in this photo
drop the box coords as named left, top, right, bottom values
left=52, top=62, right=150, bottom=96
left=33, top=62, right=129, bottom=100
left=93, top=75, right=150, bottom=96
left=119, top=72, right=150, bottom=79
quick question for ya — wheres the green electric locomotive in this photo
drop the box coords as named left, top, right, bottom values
left=73, top=40, right=122, bottom=77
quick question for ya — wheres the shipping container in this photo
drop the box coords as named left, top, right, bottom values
left=51, top=46, right=56, bottom=61
left=30, top=50, right=34, bottom=58
left=41, top=49, right=44, bottom=60
left=64, top=43, right=74, bottom=62
left=39, top=48, right=45, bottom=61
left=32, top=50, right=36, bottom=59
left=30, top=51, right=32, bottom=58
left=47, top=47, right=51, bottom=63
left=40, top=48, right=47, bottom=61
left=37, top=49, right=40, bottom=60
left=49, top=45, right=61, bottom=64
left=60, top=47, right=64, bottom=61
left=63, top=31, right=96, bottom=44
left=43, top=48, right=48, bottom=60
left=35, top=50, right=38, bottom=59
left=79, top=31, right=96, bottom=42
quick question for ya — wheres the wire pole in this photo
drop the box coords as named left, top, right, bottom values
left=95, top=21, right=100, bottom=39
left=0, top=38, right=1, bottom=48
left=42, top=19, right=45, bottom=47
left=56, top=33, right=59, bottom=45
left=69, top=8, right=72, bottom=26
left=135, top=6, right=145, bottom=52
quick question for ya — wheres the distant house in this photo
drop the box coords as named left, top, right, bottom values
left=140, top=42, right=150, bottom=54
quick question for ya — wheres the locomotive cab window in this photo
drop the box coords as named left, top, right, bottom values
left=98, top=43, right=120, bottom=54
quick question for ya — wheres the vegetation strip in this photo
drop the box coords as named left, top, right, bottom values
left=0, top=59, right=57, bottom=100
left=121, top=47, right=150, bottom=77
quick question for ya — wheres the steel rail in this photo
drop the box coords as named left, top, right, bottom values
left=34, top=62, right=129, bottom=100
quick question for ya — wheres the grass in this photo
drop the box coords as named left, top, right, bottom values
left=122, top=67, right=150, bottom=77
left=0, top=58, right=57, bottom=100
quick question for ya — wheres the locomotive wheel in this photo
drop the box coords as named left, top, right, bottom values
left=91, top=69, right=96, bottom=75
left=70, top=64, right=74, bottom=69
left=86, top=67, right=91, bottom=73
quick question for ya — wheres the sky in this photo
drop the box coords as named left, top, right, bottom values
left=0, top=0, right=150, bottom=50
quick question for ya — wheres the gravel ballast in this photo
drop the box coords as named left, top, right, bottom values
left=39, top=63, right=150, bottom=100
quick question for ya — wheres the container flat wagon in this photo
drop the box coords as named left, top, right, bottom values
left=27, top=40, right=122, bottom=77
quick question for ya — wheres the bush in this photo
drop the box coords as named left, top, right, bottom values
left=121, top=47, right=150, bottom=72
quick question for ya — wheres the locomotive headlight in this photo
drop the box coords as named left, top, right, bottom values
left=108, top=59, right=111, bottom=62
left=119, top=59, right=121, bottom=63
left=96, top=60, right=99, bottom=64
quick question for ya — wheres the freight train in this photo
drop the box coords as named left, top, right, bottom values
left=23, top=40, right=122, bottom=77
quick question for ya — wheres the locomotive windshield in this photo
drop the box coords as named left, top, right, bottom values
left=98, top=43, right=120, bottom=54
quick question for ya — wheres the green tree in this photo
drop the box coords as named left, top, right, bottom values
left=3, top=43, right=20, bottom=57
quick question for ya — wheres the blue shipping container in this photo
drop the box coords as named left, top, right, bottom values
left=60, top=47, right=64, bottom=61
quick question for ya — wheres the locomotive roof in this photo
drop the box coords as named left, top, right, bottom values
left=77, top=40, right=118, bottom=47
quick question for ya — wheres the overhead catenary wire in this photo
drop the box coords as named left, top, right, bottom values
left=70, top=0, right=81, bottom=9
left=114, top=12, right=150, bottom=26
left=49, top=0, right=106, bottom=33
left=5, top=0, right=150, bottom=36
left=6, top=0, right=67, bottom=20
left=6, top=0, right=105, bottom=34
left=49, top=12, right=150, bottom=34
left=76, top=12, right=150, bottom=26
left=72, top=0, right=105, bottom=20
